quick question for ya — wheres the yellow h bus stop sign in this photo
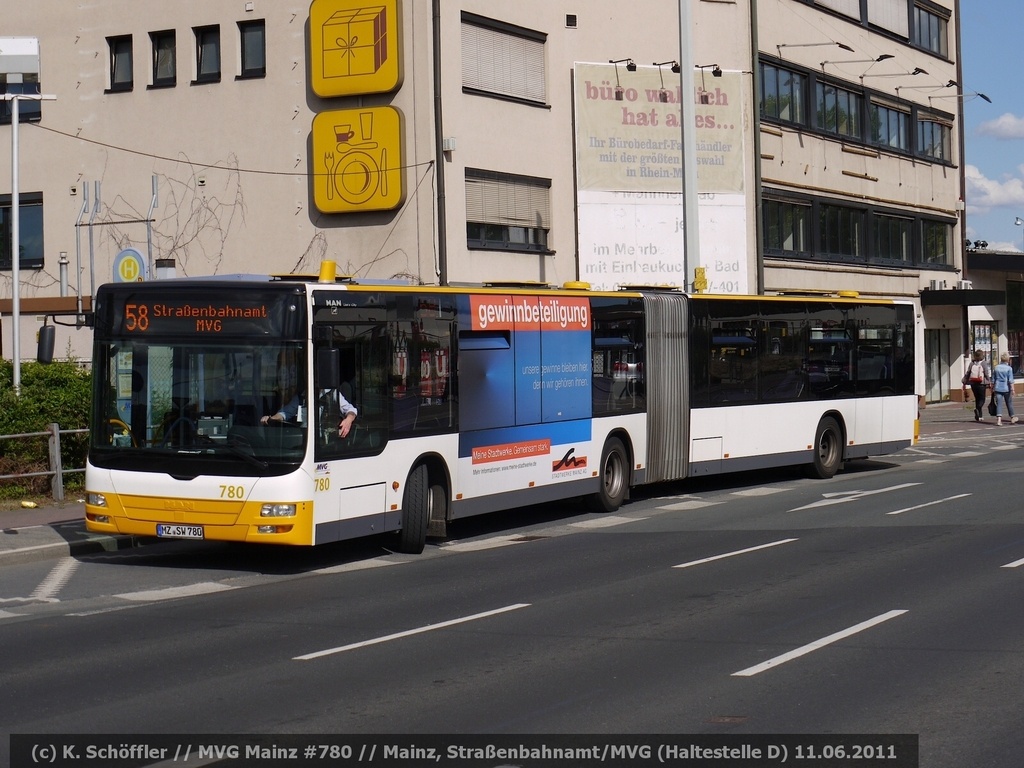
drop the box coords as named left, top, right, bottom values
left=114, top=248, right=146, bottom=282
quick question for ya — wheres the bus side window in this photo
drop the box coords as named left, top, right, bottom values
left=709, top=331, right=758, bottom=404
left=591, top=298, right=645, bottom=416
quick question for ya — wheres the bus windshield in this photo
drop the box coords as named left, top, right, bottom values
left=91, top=338, right=308, bottom=476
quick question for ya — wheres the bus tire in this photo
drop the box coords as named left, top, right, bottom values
left=589, top=437, right=629, bottom=512
left=807, top=416, right=843, bottom=479
left=397, top=464, right=430, bottom=554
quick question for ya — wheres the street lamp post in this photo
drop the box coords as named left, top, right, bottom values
left=1016, top=217, right=1024, bottom=252
left=3, top=91, right=56, bottom=395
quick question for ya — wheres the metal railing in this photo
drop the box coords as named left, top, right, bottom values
left=0, top=423, right=87, bottom=502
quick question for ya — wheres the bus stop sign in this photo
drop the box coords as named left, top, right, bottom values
left=114, top=248, right=147, bottom=282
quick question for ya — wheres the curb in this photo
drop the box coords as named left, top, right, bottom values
left=0, top=530, right=141, bottom=567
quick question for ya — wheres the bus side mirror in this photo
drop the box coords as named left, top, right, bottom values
left=37, top=324, right=55, bottom=364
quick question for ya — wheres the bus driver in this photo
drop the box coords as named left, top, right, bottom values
left=261, top=389, right=357, bottom=438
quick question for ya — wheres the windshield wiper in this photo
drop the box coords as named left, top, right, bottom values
left=221, top=440, right=270, bottom=470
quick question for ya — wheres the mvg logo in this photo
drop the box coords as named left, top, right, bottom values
left=314, top=462, right=330, bottom=474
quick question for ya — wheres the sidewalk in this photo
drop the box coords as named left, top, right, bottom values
left=0, top=401, right=1005, bottom=568
left=0, top=501, right=139, bottom=566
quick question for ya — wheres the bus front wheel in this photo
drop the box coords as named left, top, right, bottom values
left=589, top=437, right=629, bottom=512
left=807, top=416, right=843, bottom=479
left=397, top=464, right=432, bottom=554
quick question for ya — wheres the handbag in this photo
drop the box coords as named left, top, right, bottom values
left=988, top=393, right=998, bottom=417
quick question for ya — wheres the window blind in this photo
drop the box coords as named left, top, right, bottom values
left=461, top=22, right=546, bottom=103
left=815, top=0, right=860, bottom=20
left=869, top=0, right=910, bottom=37
left=466, top=173, right=551, bottom=229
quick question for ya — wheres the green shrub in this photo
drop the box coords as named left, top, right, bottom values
left=0, top=359, right=91, bottom=499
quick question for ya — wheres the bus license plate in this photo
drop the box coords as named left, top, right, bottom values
left=156, top=524, right=204, bottom=539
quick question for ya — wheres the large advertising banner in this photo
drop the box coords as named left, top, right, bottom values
left=574, top=62, right=749, bottom=293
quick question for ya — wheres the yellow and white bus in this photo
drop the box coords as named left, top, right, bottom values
left=85, top=265, right=917, bottom=553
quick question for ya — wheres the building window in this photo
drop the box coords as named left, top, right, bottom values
left=0, top=74, right=42, bottom=124
left=465, top=169, right=551, bottom=253
left=763, top=198, right=811, bottom=256
left=194, top=25, right=221, bottom=83
left=238, top=20, right=266, bottom=79
left=811, top=0, right=860, bottom=18
left=150, top=30, right=176, bottom=87
left=108, top=35, right=133, bottom=92
left=820, top=204, right=864, bottom=261
left=921, top=219, right=952, bottom=267
left=914, top=5, right=948, bottom=57
left=918, top=119, right=952, bottom=161
left=0, top=193, right=45, bottom=271
left=764, top=189, right=954, bottom=269
left=875, top=215, right=913, bottom=264
left=870, top=103, right=910, bottom=151
left=816, top=82, right=861, bottom=138
left=868, top=0, right=910, bottom=38
left=461, top=12, right=547, bottom=104
left=814, top=0, right=860, bottom=19
left=761, top=63, right=806, bottom=126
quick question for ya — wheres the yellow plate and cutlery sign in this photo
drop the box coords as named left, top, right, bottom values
left=312, top=107, right=404, bottom=213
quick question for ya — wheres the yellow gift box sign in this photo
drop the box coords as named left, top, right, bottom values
left=310, top=0, right=402, bottom=96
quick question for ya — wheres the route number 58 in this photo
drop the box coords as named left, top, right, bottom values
left=124, top=303, right=150, bottom=332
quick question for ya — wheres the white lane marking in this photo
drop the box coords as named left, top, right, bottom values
left=789, top=483, right=921, bottom=511
left=732, top=486, right=791, bottom=497
left=673, top=538, right=799, bottom=570
left=68, top=604, right=146, bottom=617
left=572, top=515, right=644, bottom=529
left=886, top=493, right=971, bottom=516
left=294, top=603, right=531, bottom=661
left=1001, top=557, right=1024, bottom=569
left=442, top=535, right=527, bottom=552
left=0, top=609, right=22, bottom=620
left=30, top=557, right=80, bottom=602
left=314, top=558, right=404, bottom=574
left=115, top=582, right=235, bottom=602
left=950, top=451, right=984, bottom=457
left=732, top=609, right=908, bottom=677
left=658, top=499, right=723, bottom=511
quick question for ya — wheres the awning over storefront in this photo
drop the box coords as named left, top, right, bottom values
left=966, top=250, right=1024, bottom=273
left=920, top=288, right=1005, bottom=307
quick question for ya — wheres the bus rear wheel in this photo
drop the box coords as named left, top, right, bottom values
left=397, top=464, right=431, bottom=554
left=589, top=437, right=628, bottom=512
left=807, top=416, right=843, bottom=479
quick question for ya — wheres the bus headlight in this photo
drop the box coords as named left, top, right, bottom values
left=260, top=503, right=297, bottom=518
left=86, top=492, right=108, bottom=507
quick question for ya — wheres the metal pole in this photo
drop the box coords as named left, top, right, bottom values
left=58, top=251, right=68, bottom=296
left=88, top=181, right=100, bottom=302
left=432, top=0, right=448, bottom=285
left=677, top=0, right=700, bottom=292
left=11, top=95, right=21, bottom=395
left=5, top=91, right=57, bottom=383
left=146, top=174, right=158, bottom=277
left=75, top=182, right=88, bottom=320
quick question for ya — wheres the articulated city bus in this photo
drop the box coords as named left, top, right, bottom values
left=85, top=264, right=917, bottom=553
